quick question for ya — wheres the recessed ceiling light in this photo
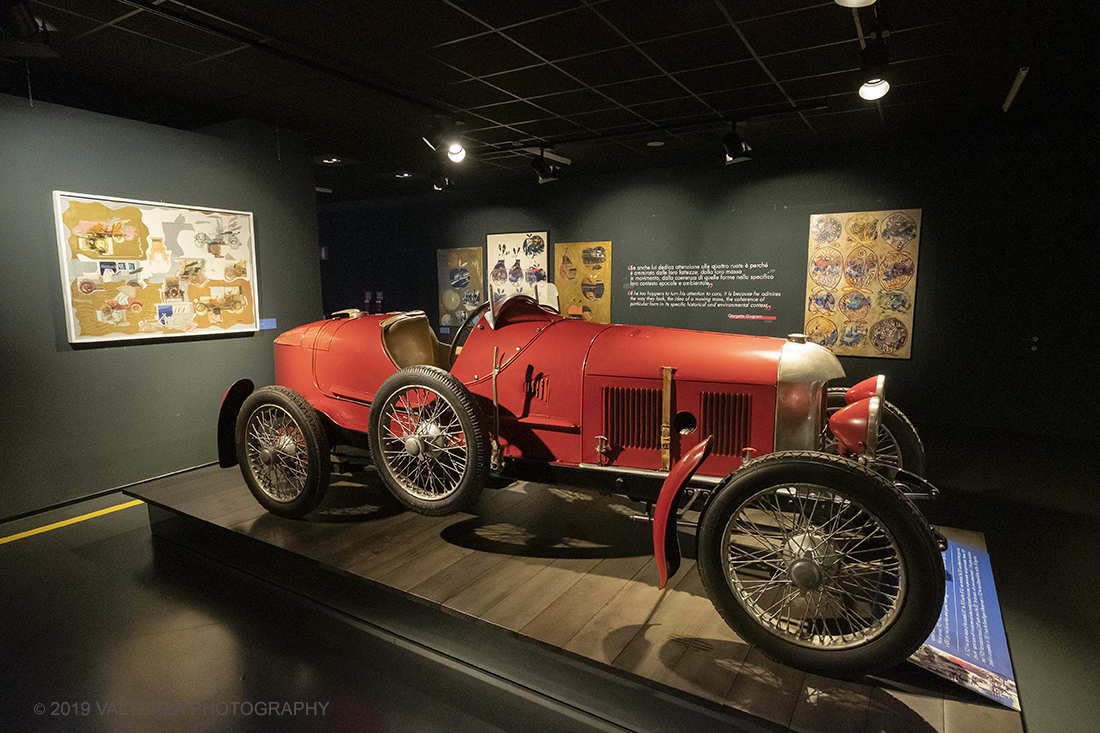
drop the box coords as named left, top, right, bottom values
left=321, top=157, right=342, bottom=165
left=395, top=172, right=413, bottom=179
left=647, top=141, right=665, bottom=147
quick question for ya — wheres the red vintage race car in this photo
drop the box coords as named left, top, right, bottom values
left=218, top=294, right=946, bottom=676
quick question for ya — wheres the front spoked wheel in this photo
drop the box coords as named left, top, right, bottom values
left=369, top=366, right=489, bottom=516
left=697, top=451, right=944, bottom=676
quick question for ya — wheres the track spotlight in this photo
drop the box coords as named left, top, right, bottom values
left=722, top=129, right=751, bottom=164
left=529, top=148, right=569, bottom=183
left=0, top=0, right=59, bottom=57
left=531, top=154, right=560, bottom=184
left=422, top=129, right=466, bottom=164
left=858, top=36, right=891, bottom=100
left=430, top=167, right=454, bottom=191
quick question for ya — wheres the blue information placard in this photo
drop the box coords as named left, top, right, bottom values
left=910, top=535, right=1020, bottom=710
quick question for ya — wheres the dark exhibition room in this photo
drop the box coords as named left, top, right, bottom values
left=1, top=1, right=1097, bottom=732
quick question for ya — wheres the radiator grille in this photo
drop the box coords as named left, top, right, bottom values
left=603, top=387, right=660, bottom=450
left=700, top=392, right=753, bottom=456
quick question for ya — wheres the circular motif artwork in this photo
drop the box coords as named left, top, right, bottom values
left=876, top=289, right=912, bottom=314
left=490, top=259, right=507, bottom=283
left=844, top=245, right=878, bottom=289
left=807, top=289, right=836, bottom=314
left=879, top=252, right=915, bottom=291
left=522, top=234, right=545, bottom=258
left=880, top=212, right=918, bottom=250
left=809, top=247, right=843, bottom=288
left=846, top=213, right=879, bottom=242
left=839, top=290, right=872, bottom=322
left=521, top=235, right=543, bottom=258
left=811, top=215, right=842, bottom=244
left=582, top=246, right=607, bottom=269
left=870, top=317, right=909, bottom=355
left=441, top=289, right=461, bottom=311
left=581, top=275, right=605, bottom=299
left=839, top=323, right=868, bottom=348
left=525, top=266, right=546, bottom=285
left=449, top=267, right=470, bottom=289
left=806, top=317, right=839, bottom=348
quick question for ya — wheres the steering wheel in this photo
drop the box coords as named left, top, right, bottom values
left=449, top=301, right=492, bottom=364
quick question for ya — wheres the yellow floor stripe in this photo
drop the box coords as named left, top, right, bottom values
left=0, top=499, right=145, bottom=545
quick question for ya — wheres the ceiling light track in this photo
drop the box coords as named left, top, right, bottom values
left=113, top=0, right=457, bottom=119
left=499, top=100, right=828, bottom=154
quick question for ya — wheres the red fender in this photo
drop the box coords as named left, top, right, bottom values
left=218, top=379, right=254, bottom=467
left=653, top=437, right=713, bottom=589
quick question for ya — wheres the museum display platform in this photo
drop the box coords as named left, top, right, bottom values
left=129, top=462, right=1025, bottom=733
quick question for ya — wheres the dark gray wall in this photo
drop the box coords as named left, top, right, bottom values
left=0, top=94, right=323, bottom=520
left=319, top=126, right=1099, bottom=444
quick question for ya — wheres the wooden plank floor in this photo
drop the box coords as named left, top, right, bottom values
left=134, top=463, right=1025, bottom=733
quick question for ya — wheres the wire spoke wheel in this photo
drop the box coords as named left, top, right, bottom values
left=369, top=366, right=488, bottom=516
left=245, top=403, right=310, bottom=502
left=723, top=484, right=904, bottom=650
left=697, top=452, right=944, bottom=675
left=236, top=386, right=329, bottom=518
left=378, top=385, right=470, bottom=501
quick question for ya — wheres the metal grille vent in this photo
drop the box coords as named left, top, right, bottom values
left=700, top=392, right=753, bottom=456
left=603, top=386, right=660, bottom=450
left=526, top=373, right=549, bottom=402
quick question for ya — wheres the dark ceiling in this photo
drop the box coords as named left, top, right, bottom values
left=1, top=0, right=1094, bottom=201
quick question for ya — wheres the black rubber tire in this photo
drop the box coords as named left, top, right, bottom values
left=236, top=385, right=330, bottom=518
left=369, top=366, right=489, bottom=516
left=697, top=451, right=944, bottom=676
left=827, top=387, right=926, bottom=475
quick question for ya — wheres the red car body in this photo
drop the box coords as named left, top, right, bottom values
left=267, top=295, right=836, bottom=485
left=218, top=295, right=945, bottom=676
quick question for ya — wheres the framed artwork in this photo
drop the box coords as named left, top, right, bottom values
left=53, top=191, right=259, bottom=344
left=804, top=209, right=921, bottom=358
left=485, top=232, right=548, bottom=305
left=554, top=241, right=611, bottom=322
left=435, top=246, right=483, bottom=336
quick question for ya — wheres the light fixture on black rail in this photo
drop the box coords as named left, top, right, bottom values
left=530, top=148, right=571, bottom=184
left=722, top=126, right=752, bottom=165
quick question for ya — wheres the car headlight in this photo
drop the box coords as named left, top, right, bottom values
left=829, top=395, right=881, bottom=459
left=844, top=374, right=885, bottom=404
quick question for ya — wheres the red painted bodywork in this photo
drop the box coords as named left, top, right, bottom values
left=272, top=296, right=789, bottom=480
left=653, top=437, right=712, bottom=589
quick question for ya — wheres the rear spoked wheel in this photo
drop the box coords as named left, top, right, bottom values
left=236, top=386, right=330, bottom=518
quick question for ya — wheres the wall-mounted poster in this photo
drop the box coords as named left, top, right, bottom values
left=555, top=241, right=611, bottom=323
left=804, top=209, right=921, bottom=358
left=485, top=231, right=548, bottom=305
left=53, top=191, right=258, bottom=344
left=435, top=246, right=483, bottom=336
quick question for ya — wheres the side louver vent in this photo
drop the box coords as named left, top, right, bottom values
left=603, top=386, right=660, bottom=450
left=701, top=392, right=752, bottom=456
